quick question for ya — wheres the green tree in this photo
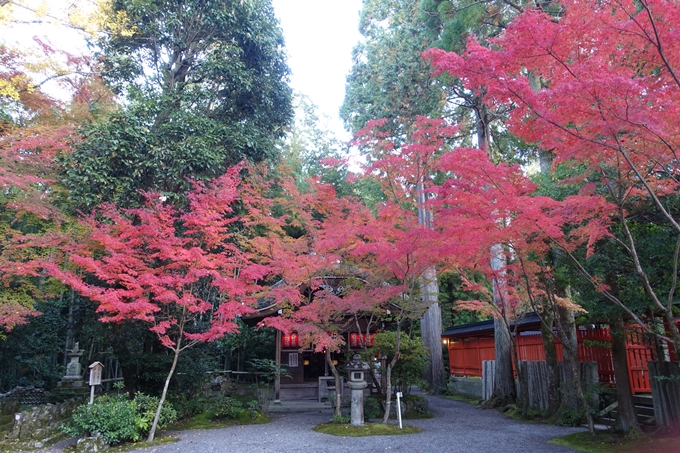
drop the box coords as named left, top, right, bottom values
left=369, top=332, right=429, bottom=396
left=280, top=94, right=353, bottom=197
left=341, top=0, right=447, bottom=139
left=63, top=0, right=293, bottom=210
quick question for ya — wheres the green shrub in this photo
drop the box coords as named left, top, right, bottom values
left=363, top=397, right=383, bottom=420
left=131, top=393, right=177, bottom=434
left=167, top=393, right=210, bottom=419
left=557, top=408, right=584, bottom=427
left=367, top=333, right=429, bottom=396
left=332, top=414, right=350, bottom=424
left=63, top=394, right=138, bottom=445
left=207, top=396, right=245, bottom=419
left=62, top=393, right=177, bottom=445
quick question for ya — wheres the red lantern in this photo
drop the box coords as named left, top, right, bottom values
left=349, top=332, right=359, bottom=347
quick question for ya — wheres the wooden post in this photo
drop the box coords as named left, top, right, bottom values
left=648, top=361, right=680, bottom=430
left=482, top=360, right=495, bottom=400
left=274, top=330, right=281, bottom=403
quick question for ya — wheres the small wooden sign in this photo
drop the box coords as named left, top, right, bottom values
left=88, top=362, right=104, bottom=386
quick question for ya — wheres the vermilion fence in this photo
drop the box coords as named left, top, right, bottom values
left=624, top=326, right=656, bottom=394
left=448, top=325, right=657, bottom=394
left=448, top=337, right=495, bottom=377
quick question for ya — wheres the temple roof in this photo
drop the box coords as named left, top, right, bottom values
left=441, top=313, right=542, bottom=338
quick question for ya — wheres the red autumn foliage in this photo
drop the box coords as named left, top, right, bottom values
left=427, top=0, right=680, bottom=220
left=426, top=0, right=680, bottom=348
left=432, top=147, right=614, bottom=314
left=43, top=166, right=269, bottom=347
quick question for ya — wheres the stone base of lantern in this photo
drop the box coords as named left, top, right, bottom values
left=57, top=377, right=86, bottom=388
left=348, top=380, right=367, bottom=426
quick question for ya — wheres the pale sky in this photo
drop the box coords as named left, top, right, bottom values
left=272, top=1, right=363, bottom=140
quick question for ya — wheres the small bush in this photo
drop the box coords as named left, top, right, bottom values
left=364, top=397, right=383, bottom=420
left=131, top=393, right=177, bottom=434
left=62, top=393, right=177, bottom=445
left=62, top=394, right=138, bottom=445
left=557, top=408, right=584, bottom=427
left=332, top=414, right=350, bottom=424
left=167, top=393, right=209, bottom=419
left=207, top=396, right=245, bottom=419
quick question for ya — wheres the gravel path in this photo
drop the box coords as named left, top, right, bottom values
left=34, top=395, right=585, bottom=453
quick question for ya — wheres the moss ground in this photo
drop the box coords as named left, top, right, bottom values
left=313, top=422, right=422, bottom=437
left=165, top=411, right=270, bottom=431
left=549, top=431, right=680, bottom=453
left=438, top=393, right=481, bottom=405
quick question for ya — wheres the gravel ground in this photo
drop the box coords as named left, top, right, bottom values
left=31, top=395, right=586, bottom=453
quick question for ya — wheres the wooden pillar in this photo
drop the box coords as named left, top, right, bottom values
left=275, top=330, right=281, bottom=402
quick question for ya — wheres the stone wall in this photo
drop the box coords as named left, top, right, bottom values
left=447, top=376, right=483, bottom=398
left=3, top=399, right=83, bottom=450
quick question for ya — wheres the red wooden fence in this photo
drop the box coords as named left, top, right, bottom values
left=624, top=326, right=656, bottom=394
left=447, top=325, right=657, bottom=394
left=448, top=337, right=495, bottom=377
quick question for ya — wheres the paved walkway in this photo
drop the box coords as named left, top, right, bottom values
left=34, top=395, right=585, bottom=453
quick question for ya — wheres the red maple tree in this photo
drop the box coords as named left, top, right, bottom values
left=0, top=40, right=111, bottom=333
left=44, top=166, right=270, bottom=441
left=427, top=0, right=680, bottom=356
left=240, top=164, right=435, bottom=420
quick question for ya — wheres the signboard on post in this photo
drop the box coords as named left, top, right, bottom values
left=88, top=362, right=104, bottom=404
left=89, top=362, right=104, bottom=385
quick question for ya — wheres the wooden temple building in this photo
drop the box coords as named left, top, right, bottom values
left=243, top=276, right=378, bottom=402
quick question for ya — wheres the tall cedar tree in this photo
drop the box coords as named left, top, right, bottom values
left=351, top=117, right=459, bottom=392
left=342, top=0, right=450, bottom=391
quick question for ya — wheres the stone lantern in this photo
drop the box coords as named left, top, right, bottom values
left=57, top=342, right=85, bottom=388
left=346, top=354, right=368, bottom=426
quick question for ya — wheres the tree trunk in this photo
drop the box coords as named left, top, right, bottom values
left=381, top=322, right=402, bottom=424
left=610, top=312, right=641, bottom=433
left=490, top=242, right=516, bottom=405
left=510, top=329, right=528, bottom=414
left=416, top=176, right=444, bottom=393
left=326, top=349, right=343, bottom=418
left=664, top=311, right=680, bottom=363
left=476, top=102, right=515, bottom=406
left=558, top=307, right=579, bottom=413
left=147, top=343, right=181, bottom=442
left=492, top=317, right=516, bottom=405
left=420, top=267, right=444, bottom=392
left=540, top=315, right=561, bottom=417
left=557, top=306, right=595, bottom=434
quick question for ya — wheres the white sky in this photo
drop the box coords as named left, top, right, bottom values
left=272, top=1, right=363, bottom=141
